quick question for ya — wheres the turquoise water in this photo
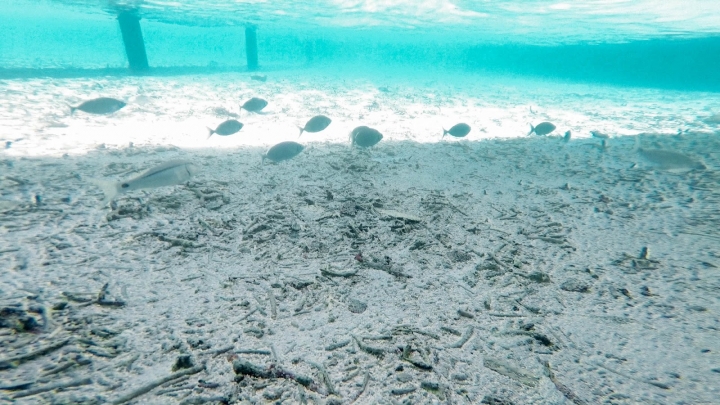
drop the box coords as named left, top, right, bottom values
left=2, top=2, right=720, bottom=404
left=2, top=0, right=720, bottom=90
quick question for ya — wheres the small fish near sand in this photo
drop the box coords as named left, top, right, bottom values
left=350, top=126, right=383, bottom=148
left=637, top=148, right=706, bottom=171
left=250, top=75, right=267, bottom=82
left=298, top=115, right=332, bottom=136
left=442, top=123, right=471, bottom=138
left=263, top=141, right=304, bottom=163
left=591, top=130, right=609, bottom=139
left=210, top=107, right=240, bottom=118
left=528, top=122, right=556, bottom=136
left=89, top=160, right=197, bottom=203
left=241, top=97, right=268, bottom=113
left=70, top=97, right=126, bottom=115
left=702, top=113, right=720, bottom=125
left=207, top=119, right=244, bottom=139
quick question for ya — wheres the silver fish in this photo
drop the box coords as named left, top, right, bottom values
left=351, top=126, right=383, bottom=147
left=299, top=115, right=331, bottom=136
left=90, top=160, right=197, bottom=203
left=207, top=120, right=243, bottom=138
left=241, top=97, right=268, bottom=113
left=263, top=141, right=304, bottom=163
left=211, top=107, right=240, bottom=118
left=702, top=113, right=720, bottom=125
left=529, top=122, right=556, bottom=136
left=70, top=97, right=126, bottom=115
left=637, top=148, right=706, bottom=171
left=443, top=123, right=471, bottom=138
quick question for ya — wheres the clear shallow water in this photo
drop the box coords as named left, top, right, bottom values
left=12, top=0, right=720, bottom=43
left=2, top=1, right=720, bottom=92
left=1, top=2, right=720, bottom=405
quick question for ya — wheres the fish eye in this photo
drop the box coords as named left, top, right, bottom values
left=121, top=183, right=130, bottom=188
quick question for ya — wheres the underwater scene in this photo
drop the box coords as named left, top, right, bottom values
left=1, top=0, right=720, bottom=404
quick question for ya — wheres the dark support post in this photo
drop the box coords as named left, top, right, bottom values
left=117, top=10, right=149, bottom=72
left=245, top=25, right=258, bottom=71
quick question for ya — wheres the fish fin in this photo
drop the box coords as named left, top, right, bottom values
left=87, top=178, right=121, bottom=205
left=528, top=124, right=534, bottom=136
left=298, top=126, right=304, bottom=137
left=206, top=127, right=215, bottom=139
left=442, top=128, right=448, bottom=138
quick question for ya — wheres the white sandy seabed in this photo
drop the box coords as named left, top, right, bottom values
left=1, top=68, right=719, bottom=405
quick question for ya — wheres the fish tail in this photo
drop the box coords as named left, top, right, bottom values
left=206, top=127, right=215, bottom=139
left=442, top=128, right=448, bottom=138
left=528, top=124, right=535, bottom=136
left=68, top=104, right=77, bottom=115
left=298, top=126, right=304, bottom=137
left=87, top=178, right=121, bottom=205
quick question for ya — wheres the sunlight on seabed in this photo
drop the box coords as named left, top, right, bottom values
left=2, top=70, right=718, bottom=158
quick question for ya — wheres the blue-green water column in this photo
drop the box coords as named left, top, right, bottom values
left=245, top=25, right=258, bottom=71
left=117, top=10, right=149, bottom=72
